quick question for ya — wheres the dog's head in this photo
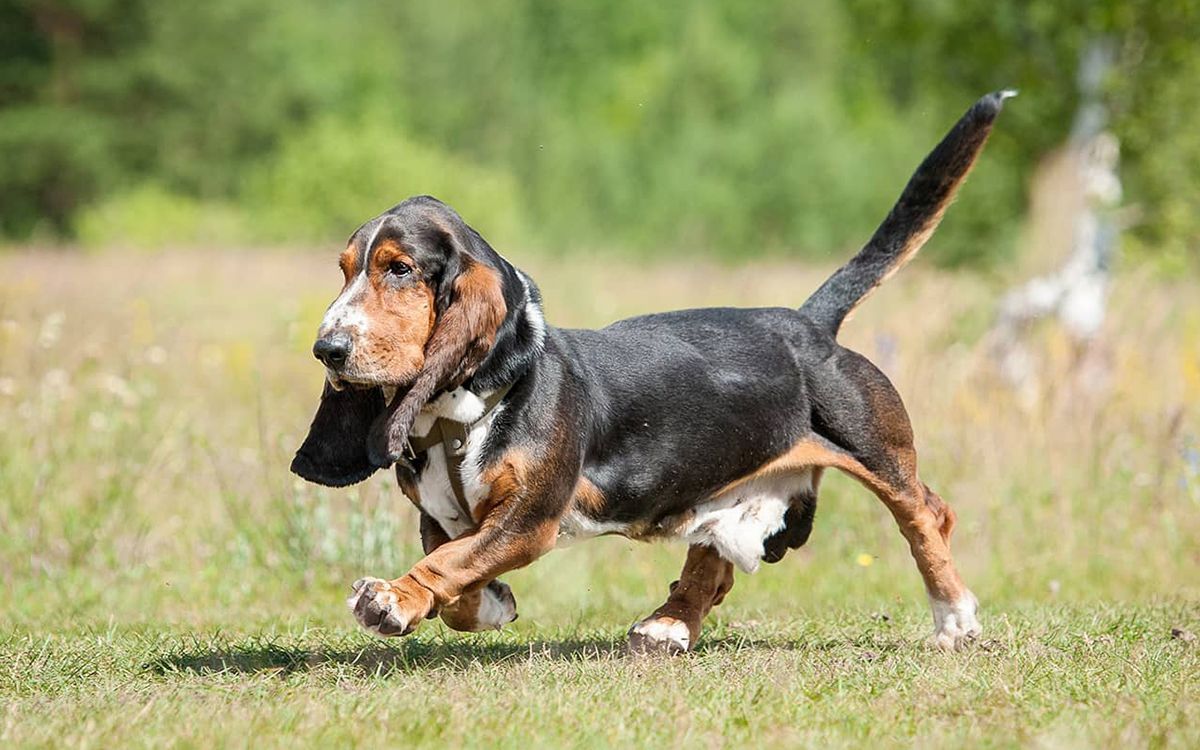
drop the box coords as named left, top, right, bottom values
left=291, top=196, right=539, bottom=487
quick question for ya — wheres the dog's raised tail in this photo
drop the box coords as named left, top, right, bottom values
left=800, top=90, right=1015, bottom=335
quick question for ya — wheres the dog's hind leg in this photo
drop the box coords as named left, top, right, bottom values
left=870, top=475, right=979, bottom=650
left=627, top=544, right=734, bottom=655
left=811, top=349, right=980, bottom=650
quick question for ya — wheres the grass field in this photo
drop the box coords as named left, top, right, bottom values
left=1, top=249, right=1197, bottom=748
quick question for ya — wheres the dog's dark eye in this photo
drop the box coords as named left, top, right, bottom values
left=389, top=261, right=412, bottom=278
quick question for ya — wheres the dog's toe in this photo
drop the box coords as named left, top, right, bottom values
left=348, top=576, right=414, bottom=637
left=930, top=592, right=982, bottom=651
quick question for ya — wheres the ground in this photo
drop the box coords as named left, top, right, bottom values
left=1, top=249, right=1197, bottom=748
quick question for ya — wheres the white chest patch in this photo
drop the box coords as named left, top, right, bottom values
left=410, top=388, right=500, bottom=539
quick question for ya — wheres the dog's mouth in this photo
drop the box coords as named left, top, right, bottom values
left=325, top=368, right=348, bottom=391
left=326, top=368, right=417, bottom=392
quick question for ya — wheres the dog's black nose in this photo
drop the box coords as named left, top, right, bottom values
left=313, top=332, right=352, bottom=368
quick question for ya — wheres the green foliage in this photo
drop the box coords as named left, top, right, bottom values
left=74, top=183, right=245, bottom=250
left=242, top=117, right=527, bottom=248
left=0, top=1, right=1196, bottom=266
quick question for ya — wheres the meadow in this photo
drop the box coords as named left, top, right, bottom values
left=1, top=249, right=1197, bottom=747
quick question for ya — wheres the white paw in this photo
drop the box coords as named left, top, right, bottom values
left=930, top=592, right=982, bottom=651
left=475, top=580, right=518, bottom=630
left=627, top=616, right=692, bottom=655
left=348, top=577, right=412, bottom=637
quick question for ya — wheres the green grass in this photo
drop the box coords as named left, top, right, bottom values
left=1, top=250, right=1198, bottom=747
left=2, top=605, right=1197, bottom=748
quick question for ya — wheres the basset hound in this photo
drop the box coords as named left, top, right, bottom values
left=291, top=91, right=1013, bottom=653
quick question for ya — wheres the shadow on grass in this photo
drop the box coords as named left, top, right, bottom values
left=148, top=636, right=627, bottom=677
left=146, top=631, right=915, bottom=677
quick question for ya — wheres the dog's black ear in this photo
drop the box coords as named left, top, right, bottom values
left=291, top=381, right=386, bottom=487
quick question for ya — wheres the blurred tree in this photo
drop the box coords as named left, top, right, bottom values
left=0, top=0, right=1194, bottom=268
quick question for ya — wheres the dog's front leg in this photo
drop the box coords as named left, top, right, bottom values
left=349, top=469, right=560, bottom=637
left=414, top=512, right=520, bottom=633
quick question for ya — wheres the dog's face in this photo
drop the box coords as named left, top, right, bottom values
left=316, top=224, right=443, bottom=389
left=292, top=196, right=510, bottom=487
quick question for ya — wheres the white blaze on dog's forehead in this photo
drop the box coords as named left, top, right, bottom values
left=319, top=269, right=370, bottom=336
left=362, top=217, right=388, bottom=260
left=318, top=218, right=388, bottom=337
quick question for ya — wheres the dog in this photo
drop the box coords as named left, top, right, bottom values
left=291, top=91, right=1013, bottom=653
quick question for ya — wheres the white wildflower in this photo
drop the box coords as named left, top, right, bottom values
left=41, top=368, right=71, bottom=397
left=98, top=374, right=140, bottom=407
left=38, top=312, right=65, bottom=349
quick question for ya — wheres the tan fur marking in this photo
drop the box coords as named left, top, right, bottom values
left=570, top=477, right=606, bottom=516
left=437, top=261, right=507, bottom=385
left=438, top=588, right=487, bottom=631
left=402, top=515, right=557, bottom=611
left=922, top=483, right=957, bottom=542
left=417, top=514, right=508, bottom=633
left=643, top=545, right=735, bottom=646
left=840, top=153, right=984, bottom=328
left=345, top=239, right=437, bottom=383
left=475, top=448, right=532, bottom=522
left=712, top=438, right=880, bottom=498
left=395, top=470, right=422, bottom=508
left=338, top=244, right=359, bottom=279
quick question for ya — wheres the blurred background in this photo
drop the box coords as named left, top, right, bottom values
left=0, top=0, right=1196, bottom=270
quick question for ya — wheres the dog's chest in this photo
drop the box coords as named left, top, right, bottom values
left=407, top=389, right=499, bottom=539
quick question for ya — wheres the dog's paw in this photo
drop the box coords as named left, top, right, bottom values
left=440, top=580, right=519, bottom=632
left=348, top=577, right=422, bottom=637
left=627, top=616, right=692, bottom=656
left=475, top=580, right=518, bottom=630
left=930, top=592, right=982, bottom=651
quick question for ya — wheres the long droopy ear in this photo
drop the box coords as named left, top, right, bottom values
left=291, top=381, right=386, bottom=487
left=368, top=242, right=507, bottom=468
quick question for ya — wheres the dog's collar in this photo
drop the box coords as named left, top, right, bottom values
left=405, top=381, right=514, bottom=523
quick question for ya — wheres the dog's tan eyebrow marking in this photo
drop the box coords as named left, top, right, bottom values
left=338, top=245, right=359, bottom=276
left=369, top=239, right=417, bottom=272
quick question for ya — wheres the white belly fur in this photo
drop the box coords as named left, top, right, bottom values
left=681, top=470, right=813, bottom=572
left=558, top=469, right=814, bottom=573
